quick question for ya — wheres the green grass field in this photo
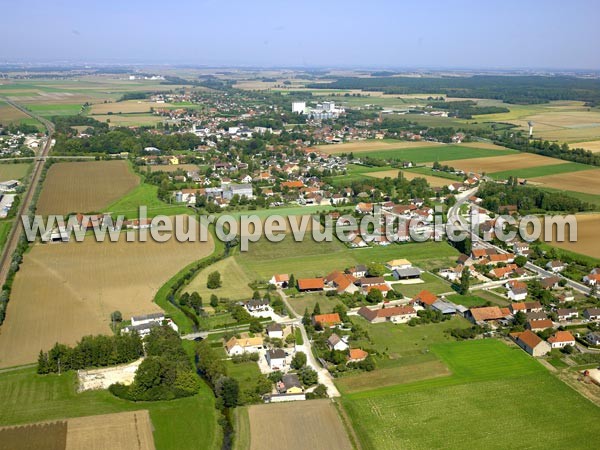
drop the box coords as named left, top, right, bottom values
left=342, top=339, right=600, bottom=449
left=403, top=166, right=464, bottom=180
left=0, top=163, right=31, bottom=180
left=27, top=103, right=84, bottom=117
left=288, top=292, right=345, bottom=316
left=106, top=182, right=190, bottom=218
left=489, top=162, right=593, bottom=180
left=0, top=367, right=220, bottom=450
left=393, top=272, right=453, bottom=297
left=184, top=256, right=254, bottom=301
left=354, top=144, right=516, bottom=163
left=0, top=221, right=12, bottom=252
left=237, top=237, right=458, bottom=282
left=446, top=293, right=491, bottom=307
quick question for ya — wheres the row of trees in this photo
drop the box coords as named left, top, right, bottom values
left=37, top=333, right=143, bottom=374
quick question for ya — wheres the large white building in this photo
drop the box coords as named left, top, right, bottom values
left=292, top=101, right=306, bottom=114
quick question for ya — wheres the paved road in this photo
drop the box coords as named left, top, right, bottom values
left=446, top=186, right=594, bottom=297
left=0, top=99, right=54, bottom=286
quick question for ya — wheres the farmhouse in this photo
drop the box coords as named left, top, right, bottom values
left=325, top=271, right=358, bottom=294
left=266, top=323, right=284, bottom=339
left=327, top=334, right=349, bottom=351
left=585, top=331, right=600, bottom=346
left=269, top=274, right=289, bottom=288
left=466, top=306, right=511, bottom=325
left=348, top=348, right=369, bottom=362
left=526, top=319, right=554, bottom=332
left=510, top=301, right=543, bottom=314
left=583, top=308, right=600, bottom=321
left=123, top=321, right=159, bottom=338
left=363, top=284, right=392, bottom=297
left=412, top=290, right=438, bottom=307
left=226, top=336, right=264, bottom=356
left=131, top=312, right=164, bottom=327
left=266, top=348, right=287, bottom=370
left=277, top=373, right=303, bottom=394
left=245, top=299, right=270, bottom=312
left=547, top=331, right=576, bottom=349
left=510, top=330, right=551, bottom=356
left=357, top=305, right=417, bottom=324
left=506, top=281, right=528, bottom=302
left=297, top=278, right=324, bottom=292
left=313, top=313, right=341, bottom=328
left=557, top=308, right=578, bottom=321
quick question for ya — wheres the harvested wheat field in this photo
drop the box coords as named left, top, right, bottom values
left=0, top=101, right=29, bottom=123
left=574, top=140, right=600, bottom=152
left=0, top=226, right=213, bottom=367
left=442, top=153, right=563, bottom=175
left=543, top=214, right=600, bottom=259
left=148, top=164, right=199, bottom=173
left=366, top=169, right=450, bottom=187
left=37, top=161, right=139, bottom=215
left=66, top=411, right=155, bottom=450
left=247, top=400, right=352, bottom=450
left=317, top=140, right=434, bottom=154
left=534, top=169, right=600, bottom=195
left=0, top=411, right=155, bottom=450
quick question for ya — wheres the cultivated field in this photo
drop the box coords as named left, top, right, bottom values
left=0, top=163, right=30, bottom=180
left=355, top=144, right=515, bottom=163
left=574, top=139, right=600, bottom=152
left=0, top=101, right=29, bottom=123
left=37, top=160, right=140, bottom=215
left=533, top=168, right=600, bottom=195
left=443, top=152, right=565, bottom=175
left=0, top=421, right=67, bottom=450
left=342, top=340, right=600, bottom=449
left=0, top=229, right=213, bottom=368
left=66, top=411, right=155, bottom=450
left=148, top=164, right=199, bottom=173
left=366, top=169, right=451, bottom=187
left=92, top=114, right=164, bottom=127
left=245, top=400, right=352, bottom=450
left=317, top=140, right=434, bottom=154
left=545, top=213, right=600, bottom=258
left=488, top=162, right=592, bottom=180
left=90, top=100, right=173, bottom=115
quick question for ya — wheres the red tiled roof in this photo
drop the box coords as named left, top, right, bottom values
left=414, top=290, right=437, bottom=305
left=313, top=313, right=341, bottom=326
left=297, top=278, right=324, bottom=290
left=548, top=331, right=575, bottom=344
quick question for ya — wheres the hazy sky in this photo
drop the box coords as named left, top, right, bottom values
left=1, top=0, right=599, bottom=69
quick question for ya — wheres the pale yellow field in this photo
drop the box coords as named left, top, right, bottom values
left=183, top=256, right=253, bottom=300
left=148, top=164, right=199, bottom=173
left=533, top=169, right=600, bottom=195
left=90, top=100, right=174, bottom=114
left=544, top=214, right=600, bottom=259
left=66, top=411, right=155, bottom=450
left=442, top=153, right=564, bottom=174
left=366, top=169, right=451, bottom=187
left=247, top=400, right=352, bottom=450
left=0, top=229, right=213, bottom=368
left=317, top=140, right=435, bottom=154
left=573, top=140, right=600, bottom=152
left=93, top=114, right=165, bottom=127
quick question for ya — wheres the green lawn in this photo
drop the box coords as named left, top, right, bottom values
left=27, top=103, right=84, bottom=117
left=184, top=256, right=254, bottom=301
left=0, top=163, right=31, bottom=180
left=354, top=145, right=516, bottom=163
left=342, top=339, right=600, bottom=449
left=0, top=367, right=220, bottom=450
left=393, top=272, right=453, bottom=297
left=237, top=237, right=459, bottom=284
left=446, top=293, right=490, bottom=307
left=403, top=166, right=464, bottom=181
left=287, top=292, right=345, bottom=316
left=489, top=162, right=593, bottom=180
left=106, top=182, right=190, bottom=218
left=0, top=221, right=12, bottom=252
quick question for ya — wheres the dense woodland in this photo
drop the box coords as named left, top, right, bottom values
left=478, top=179, right=593, bottom=213
left=308, top=75, right=600, bottom=105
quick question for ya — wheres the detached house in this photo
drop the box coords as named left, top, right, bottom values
left=266, top=348, right=287, bottom=370
left=556, top=308, right=578, bottom=321
left=269, top=274, right=289, bottom=288
left=313, top=313, right=341, bottom=328
left=226, top=336, right=264, bottom=356
left=510, top=330, right=551, bottom=356
left=583, top=308, right=600, bottom=321
left=547, top=331, right=576, bottom=349
left=357, top=305, right=417, bottom=324
left=327, top=334, right=349, bottom=352
left=506, top=280, right=528, bottom=301
left=413, top=290, right=438, bottom=307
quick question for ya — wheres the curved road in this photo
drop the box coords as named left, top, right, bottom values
left=0, top=99, right=54, bottom=285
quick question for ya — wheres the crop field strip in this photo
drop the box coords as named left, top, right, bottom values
left=0, top=227, right=213, bottom=368
left=531, top=168, right=600, bottom=195
left=353, top=145, right=517, bottom=163
left=488, top=161, right=593, bottom=180
left=342, top=340, right=600, bottom=450
left=36, top=160, right=140, bottom=216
